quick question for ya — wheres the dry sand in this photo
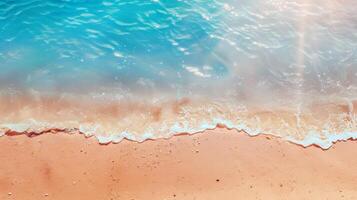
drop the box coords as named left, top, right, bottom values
left=0, top=129, right=356, bottom=200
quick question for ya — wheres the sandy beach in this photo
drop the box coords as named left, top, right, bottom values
left=0, top=129, right=356, bottom=200
left=1, top=0, right=356, bottom=199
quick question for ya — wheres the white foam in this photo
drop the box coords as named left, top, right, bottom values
left=1, top=119, right=356, bottom=150
left=1, top=123, right=31, bottom=133
left=285, top=131, right=357, bottom=150
left=0, top=129, right=6, bottom=136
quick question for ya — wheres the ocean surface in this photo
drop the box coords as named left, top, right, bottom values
left=0, top=0, right=356, bottom=148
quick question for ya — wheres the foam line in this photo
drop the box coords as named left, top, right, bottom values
left=1, top=119, right=356, bottom=149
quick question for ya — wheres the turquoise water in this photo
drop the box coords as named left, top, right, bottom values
left=1, top=0, right=356, bottom=96
left=0, top=0, right=356, bottom=148
left=1, top=0, right=227, bottom=93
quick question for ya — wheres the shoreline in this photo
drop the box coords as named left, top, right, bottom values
left=1, top=126, right=357, bottom=150
left=1, top=94, right=356, bottom=149
left=1, top=128, right=356, bottom=199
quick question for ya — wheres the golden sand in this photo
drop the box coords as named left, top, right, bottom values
left=0, top=129, right=356, bottom=200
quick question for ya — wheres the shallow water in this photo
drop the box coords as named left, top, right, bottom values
left=0, top=0, right=356, bottom=148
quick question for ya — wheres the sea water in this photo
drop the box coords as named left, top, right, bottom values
left=0, top=0, right=356, bottom=148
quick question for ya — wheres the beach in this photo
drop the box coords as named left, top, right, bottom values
left=1, top=0, right=356, bottom=199
left=1, top=129, right=356, bottom=200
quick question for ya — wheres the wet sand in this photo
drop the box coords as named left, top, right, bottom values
left=0, top=129, right=356, bottom=200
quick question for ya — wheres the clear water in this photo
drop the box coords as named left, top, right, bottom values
left=0, top=0, right=356, bottom=148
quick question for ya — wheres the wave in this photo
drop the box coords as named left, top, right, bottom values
left=0, top=92, right=356, bottom=149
